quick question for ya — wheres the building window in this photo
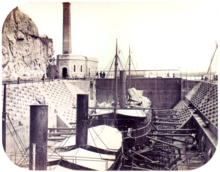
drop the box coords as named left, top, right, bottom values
left=80, top=65, right=82, bottom=72
left=74, top=65, right=76, bottom=72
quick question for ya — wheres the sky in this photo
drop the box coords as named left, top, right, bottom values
left=1, top=1, right=219, bottom=74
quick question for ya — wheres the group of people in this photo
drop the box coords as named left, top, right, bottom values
left=201, top=75, right=208, bottom=80
left=167, top=73, right=175, bottom=78
left=96, top=71, right=106, bottom=78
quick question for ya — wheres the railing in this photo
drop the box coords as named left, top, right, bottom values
left=95, top=69, right=218, bottom=82
left=2, top=71, right=218, bottom=85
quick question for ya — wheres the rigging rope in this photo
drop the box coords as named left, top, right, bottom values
left=125, top=57, right=129, bottom=70
left=103, top=48, right=115, bottom=72
left=129, top=54, right=148, bottom=91
left=119, top=50, right=127, bottom=68
left=48, top=125, right=76, bottom=158
left=5, top=122, right=24, bottom=159
left=91, top=127, right=109, bottom=150
left=104, top=55, right=114, bottom=72
left=7, top=114, right=26, bottom=153
left=106, top=58, right=115, bottom=78
left=118, top=57, right=125, bottom=70
left=88, top=129, right=102, bottom=159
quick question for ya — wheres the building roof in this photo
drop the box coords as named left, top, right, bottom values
left=57, top=54, right=98, bottom=62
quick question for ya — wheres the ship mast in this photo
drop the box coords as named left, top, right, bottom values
left=114, top=39, right=118, bottom=121
left=128, top=45, right=131, bottom=89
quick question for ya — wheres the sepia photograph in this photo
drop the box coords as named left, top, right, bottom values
left=1, top=0, right=219, bottom=171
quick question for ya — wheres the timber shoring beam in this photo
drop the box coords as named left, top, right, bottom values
left=128, top=151, right=167, bottom=166
left=142, top=151, right=169, bottom=160
left=151, top=129, right=195, bottom=132
left=125, top=152, right=166, bottom=166
left=131, top=150, right=159, bottom=163
left=142, top=157, right=169, bottom=170
left=151, top=123, right=158, bottom=130
left=48, top=132, right=76, bottom=136
left=146, top=136, right=182, bottom=149
left=167, top=156, right=182, bottom=169
left=151, top=129, right=196, bottom=134
left=153, top=122, right=181, bottom=125
left=170, top=152, right=200, bottom=170
left=155, top=117, right=180, bottom=121
left=147, top=133, right=192, bottom=137
left=48, top=128, right=76, bottom=130
left=155, top=114, right=178, bottom=117
left=124, top=164, right=151, bottom=171
left=152, top=147, right=173, bottom=154
left=124, top=152, right=138, bottom=161
left=47, top=137, right=66, bottom=141
left=163, top=136, right=186, bottom=143
left=88, top=107, right=160, bottom=110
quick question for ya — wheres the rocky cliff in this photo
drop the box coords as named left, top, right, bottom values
left=2, top=7, right=54, bottom=81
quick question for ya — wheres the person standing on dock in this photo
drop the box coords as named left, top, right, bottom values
left=96, top=71, right=99, bottom=78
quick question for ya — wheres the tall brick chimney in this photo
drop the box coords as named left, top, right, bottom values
left=62, top=2, right=72, bottom=54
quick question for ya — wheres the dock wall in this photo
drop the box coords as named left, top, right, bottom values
left=95, top=78, right=200, bottom=109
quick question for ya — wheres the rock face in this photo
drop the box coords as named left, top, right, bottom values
left=2, top=7, right=54, bottom=81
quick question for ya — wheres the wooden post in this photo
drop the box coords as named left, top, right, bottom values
left=32, top=143, right=36, bottom=170
left=76, top=94, right=88, bottom=148
left=29, top=105, right=48, bottom=170
left=2, top=84, right=6, bottom=152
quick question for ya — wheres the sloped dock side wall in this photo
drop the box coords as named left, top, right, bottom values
left=95, top=78, right=199, bottom=109
left=182, top=80, right=200, bottom=99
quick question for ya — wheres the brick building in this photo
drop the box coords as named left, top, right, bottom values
left=57, top=54, right=98, bottom=79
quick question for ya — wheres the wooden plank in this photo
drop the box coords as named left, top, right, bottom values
left=48, top=128, right=76, bottom=130
left=155, top=118, right=180, bottom=120
left=48, top=132, right=76, bottom=136
left=146, top=136, right=182, bottom=149
left=154, top=122, right=181, bottom=125
left=79, top=107, right=159, bottom=110
left=152, top=130, right=195, bottom=134
left=124, top=165, right=150, bottom=171
left=167, top=156, right=182, bottom=168
left=163, top=136, right=186, bottom=143
left=147, top=133, right=191, bottom=137
left=152, top=129, right=195, bottom=132
left=47, top=137, right=65, bottom=141
left=131, top=150, right=158, bottom=163
left=155, top=114, right=178, bottom=116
